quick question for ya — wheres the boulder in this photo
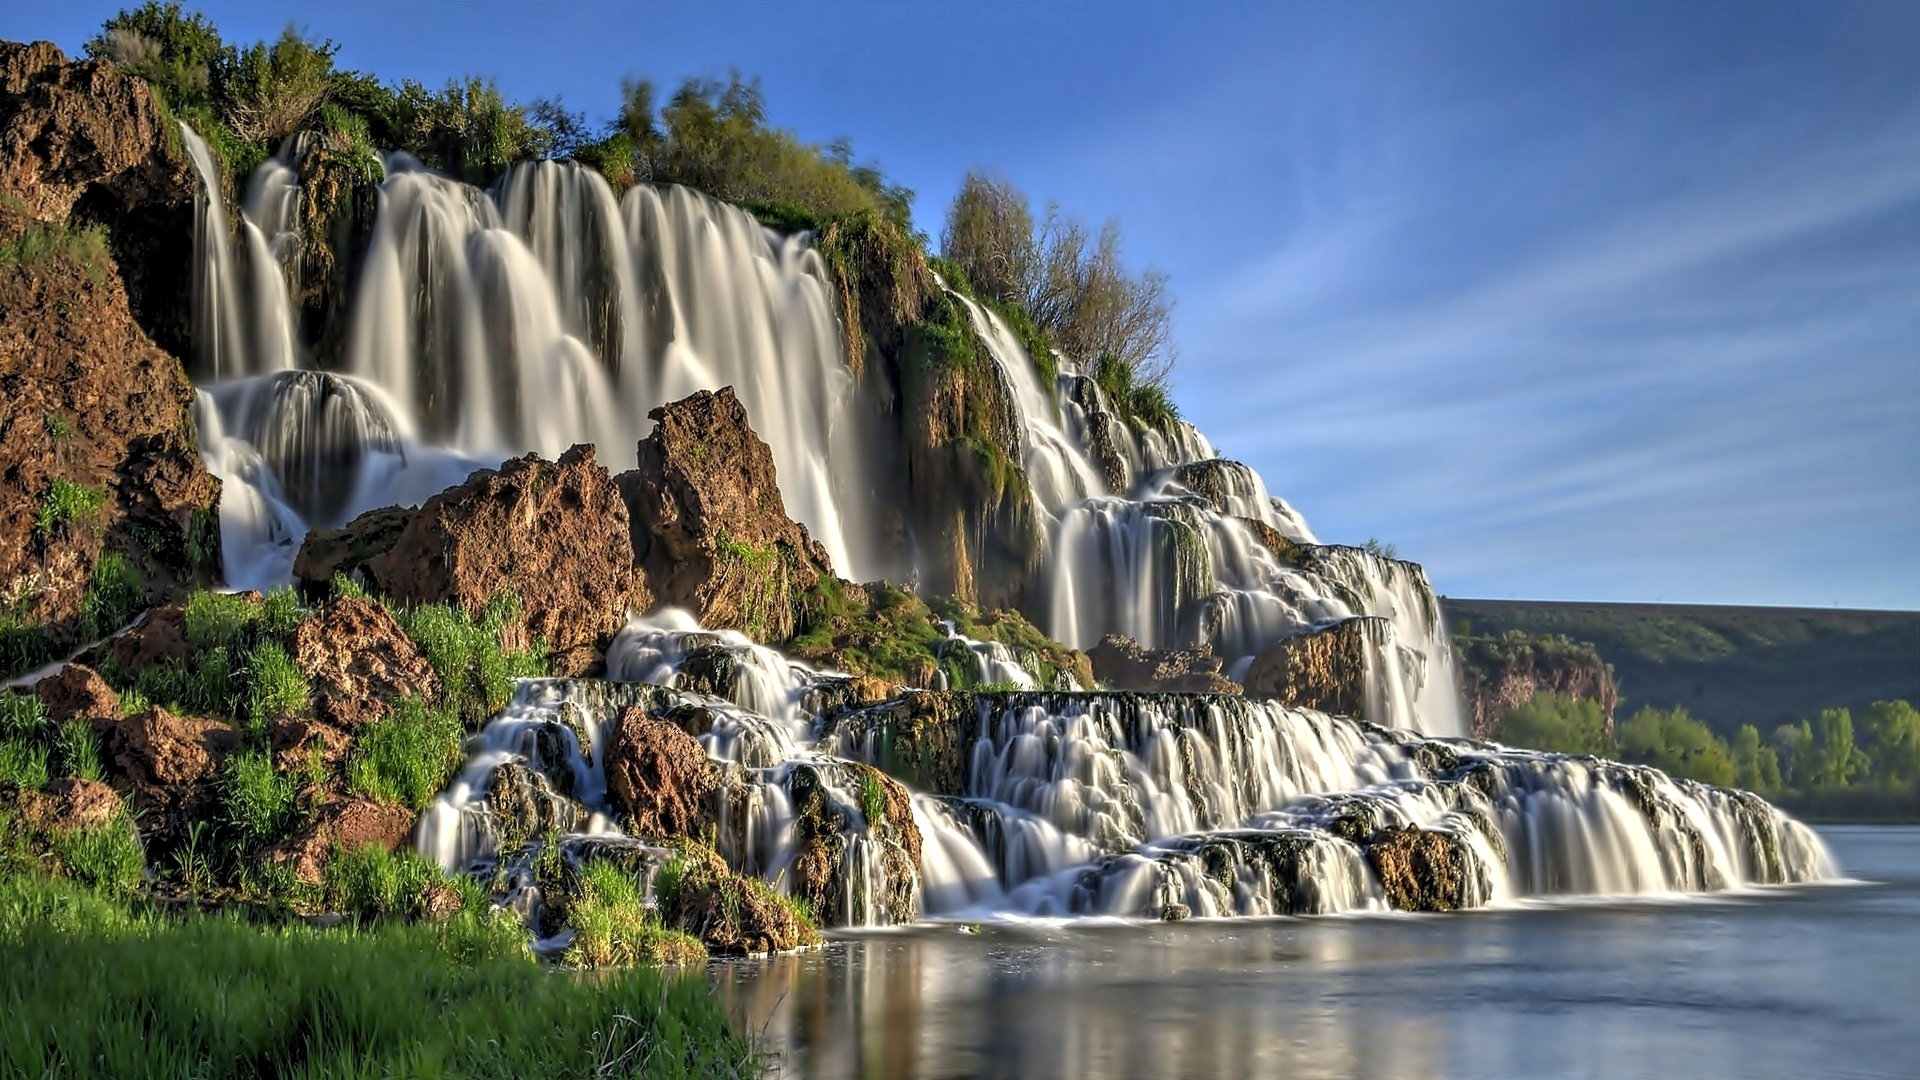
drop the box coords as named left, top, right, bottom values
left=484, top=762, right=587, bottom=856
left=105, top=602, right=193, bottom=676
left=290, top=596, right=439, bottom=728
left=265, top=796, right=417, bottom=885
left=1366, top=825, right=1472, bottom=912
left=616, top=387, right=833, bottom=643
left=22, top=776, right=123, bottom=832
left=1243, top=619, right=1375, bottom=716
left=656, top=842, right=820, bottom=955
left=106, top=706, right=239, bottom=843
left=1089, top=634, right=1241, bottom=695
left=268, top=716, right=352, bottom=774
left=290, top=505, right=412, bottom=597
left=35, top=662, right=119, bottom=724
left=312, top=446, right=640, bottom=674
left=601, top=705, right=717, bottom=840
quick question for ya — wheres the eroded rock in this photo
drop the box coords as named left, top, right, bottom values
left=602, top=705, right=717, bottom=841
left=1089, top=634, right=1241, bottom=695
left=290, top=596, right=438, bottom=728
left=1243, top=619, right=1375, bottom=716
left=1366, top=825, right=1471, bottom=912
left=266, top=796, right=417, bottom=885
left=35, top=662, right=119, bottom=724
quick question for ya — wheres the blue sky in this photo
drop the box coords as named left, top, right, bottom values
left=7, top=0, right=1916, bottom=608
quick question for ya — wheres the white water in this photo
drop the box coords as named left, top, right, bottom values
left=419, top=613, right=1832, bottom=930
left=184, top=138, right=881, bottom=586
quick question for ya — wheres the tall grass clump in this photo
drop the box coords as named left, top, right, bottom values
left=346, top=696, right=465, bottom=811
left=563, top=860, right=706, bottom=969
left=393, top=595, right=545, bottom=727
left=0, top=875, right=755, bottom=1078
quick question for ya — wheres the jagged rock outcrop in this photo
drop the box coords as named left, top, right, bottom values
left=102, top=599, right=193, bottom=675
left=301, top=446, right=640, bottom=674
left=786, top=760, right=922, bottom=926
left=290, top=505, right=411, bottom=593
left=485, top=762, right=586, bottom=855
left=266, top=796, right=417, bottom=885
left=602, top=705, right=717, bottom=841
left=0, top=41, right=197, bottom=357
left=1089, top=634, right=1241, bottom=695
left=1365, top=826, right=1472, bottom=912
left=1243, top=619, right=1375, bottom=716
left=35, top=662, right=120, bottom=725
left=290, top=596, right=438, bottom=728
left=105, top=705, right=239, bottom=844
left=0, top=198, right=221, bottom=677
left=1454, top=630, right=1619, bottom=740
left=268, top=716, right=351, bottom=773
left=616, top=387, right=833, bottom=643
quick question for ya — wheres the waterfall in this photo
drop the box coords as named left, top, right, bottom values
left=184, top=139, right=881, bottom=583
left=419, top=616, right=1834, bottom=931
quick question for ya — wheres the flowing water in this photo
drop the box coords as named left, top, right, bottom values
left=179, top=128, right=1468, bottom=738
left=715, top=825, right=1917, bottom=1080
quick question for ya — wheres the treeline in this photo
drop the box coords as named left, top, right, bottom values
left=85, top=2, right=1179, bottom=395
left=1494, top=693, right=1920, bottom=817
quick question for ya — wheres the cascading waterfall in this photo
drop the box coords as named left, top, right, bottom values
left=419, top=616, right=1833, bottom=931
left=184, top=135, right=883, bottom=590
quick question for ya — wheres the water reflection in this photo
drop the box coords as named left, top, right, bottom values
left=712, top=827, right=1919, bottom=1080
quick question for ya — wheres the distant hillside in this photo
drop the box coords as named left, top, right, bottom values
left=1442, top=599, right=1920, bottom=737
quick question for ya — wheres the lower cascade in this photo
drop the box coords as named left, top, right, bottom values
left=421, top=612, right=1833, bottom=931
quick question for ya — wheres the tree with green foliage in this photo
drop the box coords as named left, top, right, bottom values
left=1617, top=705, right=1736, bottom=786
left=1492, top=692, right=1614, bottom=757
left=1862, top=699, right=1920, bottom=787
left=611, top=72, right=913, bottom=228
left=216, top=26, right=337, bottom=145
left=1771, top=720, right=1816, bottom=788
left=86, top=1, right=226, bottom=111
left=941, top=171, right=1176, bottom=389
left=1730, top=724, right=1783, bottom=793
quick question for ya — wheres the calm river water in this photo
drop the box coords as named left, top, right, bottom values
left=711, top=826, right=1918, bottom=1079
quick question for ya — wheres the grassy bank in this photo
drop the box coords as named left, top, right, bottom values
left=0, top=875, right=758, bottom=1078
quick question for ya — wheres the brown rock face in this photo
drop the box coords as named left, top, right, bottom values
left=268, top=716, right=352, bottom=774
left=1454, top=632, right=1620, bottom=741
left=105, top=602, right=194, bottom=676
left=1366, top=826, right=1472, bottom=912
left=24, top=776, right=124, bottom=832
left=616, top=387, right=833, bottom=643
left=659, top=844, right=819, bottom=955
left=291, top=596, right=438, bottom=728
left=602, top=705, right=717, bottom=840
left=35, top=662, right=119, bottom=724
left=301, top=446, right=639, bottom=672
left=266, top=797, right=417, bottom=885
left=0, top=42, right=186, bottom=222
left=1089, top=634, right=1241, bottom=695
left=0, top=120, right=219, bottom=679
left=786, top=761, right=922, bottom=927
left=106, top=706, right=239, bottom=843
left=290, top=505, right=412, bottom=597
left=1243, top=619, right=1376, bottom=716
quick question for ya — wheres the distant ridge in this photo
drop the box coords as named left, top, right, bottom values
left=1441, top=598, right=1920, bottom=737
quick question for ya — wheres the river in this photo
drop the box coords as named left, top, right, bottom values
left=713, top=825, right=1918, bottom=1079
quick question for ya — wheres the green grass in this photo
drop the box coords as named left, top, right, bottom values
left=346, top=696, right=466, bottom=812
left=242, top=638, right=309, bottom=731
left=321, top=843, right=459, bottom=923
left=0, top=218, right=112, bottom=285
left=52, top=720, right=102, bottom=782
left=221, top=749, right=297, bottom=852
left=859, top=770, right=886, bottom=829
left=0, top=692, right=45, bottom=741
left=48, top=814, right=146, bottom=896
left=43, top=414, right=74, bottom=440
left=0, top=738, right=49, bottom=790
left=393, top=595, right=546, bottom=727
left=563, top=860, right=707, bottom=969
left=34, top=479, right=106, bottom=537
left=0, top=875, right=756, bottom=1078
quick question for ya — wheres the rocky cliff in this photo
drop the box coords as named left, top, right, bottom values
left=1452, top=629, right=1619, bottom=739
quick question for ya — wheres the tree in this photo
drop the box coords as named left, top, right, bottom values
left=1771, top=721, right=1815, bottom=788
left=1730, top=724, right=1782, bottom=794
left=217, top=26, right=338, bottom=145
left=1815, top=707, right=1868, bottom=788
left=941, top=172, right=1036, bottom=307
left=1862, top=699, right=1920, bottom=787
left=87, top=1, right=228, bottom=110
left=1618, top=705, right=1736, bottom=787
left=1492, top=692, right=1613, bottom=758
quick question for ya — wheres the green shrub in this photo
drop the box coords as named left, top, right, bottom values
left=0, top=218, right=113, bottom=286
left=1619, top=705, right=1738, bottom=787
left=1492, top=692, right=1615, bottom=758
left=346, top=696, right=465, bottom=811
left=221, top=749, right=296, bottom=851
left=0, top=693, right=45, bottom=741
left=33, top=480, right=106, bottom=537
left=42, top=414, right=74, bottom=440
